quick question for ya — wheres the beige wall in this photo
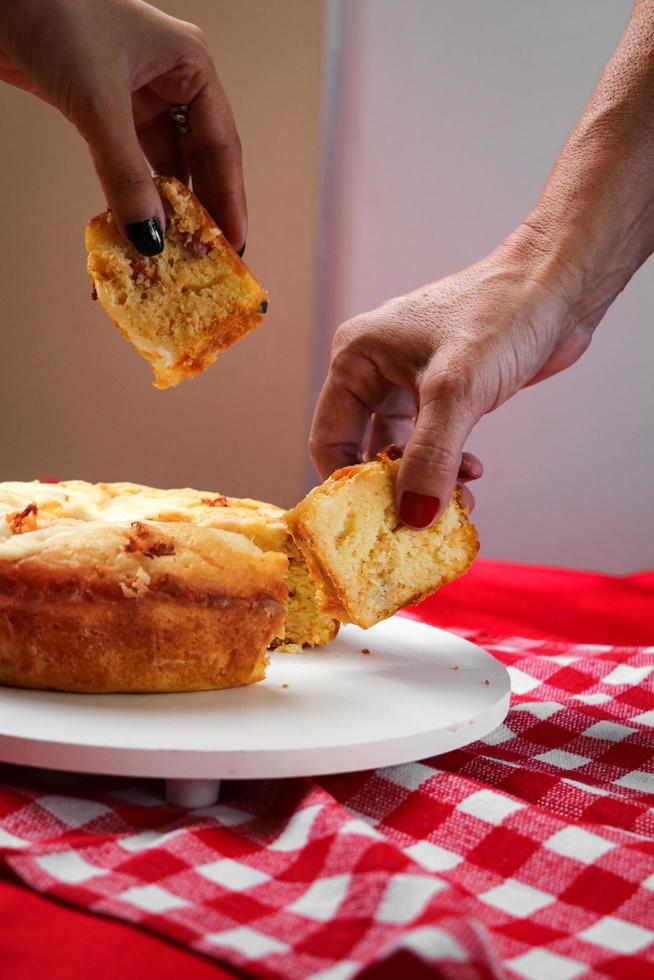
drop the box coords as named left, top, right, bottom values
left=0, top=0, right=322, bottom=509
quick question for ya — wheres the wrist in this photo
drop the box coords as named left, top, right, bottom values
left=525, top=199, right=649, bottom=329
left=497, top=194, right=646, bottom=334
left=488, top=222, right=579, bottom=332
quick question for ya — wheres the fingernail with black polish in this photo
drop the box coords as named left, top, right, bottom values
left=126, top=217, right=164, bottom=256
left=237, top=242, right=246, bottom=258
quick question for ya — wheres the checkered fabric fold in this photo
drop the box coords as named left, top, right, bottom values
left=1, top=629, right=654, bottom=979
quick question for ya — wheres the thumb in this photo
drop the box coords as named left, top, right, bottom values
left=84, top=94, right=166, bottom=256
left=396, top=377, right=478, bottom=528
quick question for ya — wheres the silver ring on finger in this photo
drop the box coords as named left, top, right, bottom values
left=169, top=103, right=190, bottom=138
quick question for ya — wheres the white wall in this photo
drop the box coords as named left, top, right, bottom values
left=317, top=0, right=653, bottom=573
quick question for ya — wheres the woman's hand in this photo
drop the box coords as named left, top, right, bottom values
left=313, top=2, right=654, bottom=529
left=0, top=0, right=245, bottom=254
left=311, top=227, right=595, bottom=528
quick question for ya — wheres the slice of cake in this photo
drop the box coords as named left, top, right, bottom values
left=285, top=452, right=479, bottom=629
left=86, top=176, right=268, bottom=389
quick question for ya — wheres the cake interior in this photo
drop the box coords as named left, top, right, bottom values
left=288, top=460, right=478, bottom=629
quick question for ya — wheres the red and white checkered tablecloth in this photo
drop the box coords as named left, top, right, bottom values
left=1, top=626, right=654, bottom=980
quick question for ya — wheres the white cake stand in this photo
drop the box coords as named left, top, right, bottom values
left=0, top=617, right=510, bottom=808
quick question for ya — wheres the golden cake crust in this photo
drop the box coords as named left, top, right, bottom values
left=0, top=479, right=338, bottom=650
left=0, top=592, right=276, bottom=694
left=0, top=479, right=338, bottom=693
left=286, top=454, right=479, bottom=629
left=63, top=480, right=340, bottom=649
left=86, top=176, right=269, bottom=389
left=0, top=499, right=287, bottom=693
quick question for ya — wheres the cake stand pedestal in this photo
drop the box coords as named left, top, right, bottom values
left=165, top=778, right=222, bottom=808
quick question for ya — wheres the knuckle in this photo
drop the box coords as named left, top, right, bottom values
left=164, top=51, right=209, bottom=103
left=187, top=23, right=208, bottom=48
left=331, top=317, right=364, bottom=357
left=174, top=18, right=209, bottom=53
left=407, top=436, right=461, bottom=477
left=422, top=362, right=474, bottom=405
left=106, top=162, right=151, bottom=195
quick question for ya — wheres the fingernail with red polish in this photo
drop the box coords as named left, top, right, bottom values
left=399, top=492, right=439, bottom=528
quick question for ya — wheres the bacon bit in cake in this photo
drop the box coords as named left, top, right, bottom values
left=361, top=648, right=372, bottom=655
left=281, top=683, right=289, bottom=689
left=185, top=238, right=212, bottom=258
left=130, top=258, right=158, bottom=284
left=379, top=444, right=403, bottom=462
left=183, top=230, right=213, bottom=258
left=6, top=503, right=38, bottom=534
left=133, top=539, right=176, bottom=558
left=451, top=665, right=459, bottom=671
left=201, top=495, right=229, bottom=507
left=125, top=521, right=176, bottom=558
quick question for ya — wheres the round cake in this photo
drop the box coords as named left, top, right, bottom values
left=0, top=481, right=289, bottom=694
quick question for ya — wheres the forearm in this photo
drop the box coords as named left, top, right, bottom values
left=508, top=1, right=654, bottom=327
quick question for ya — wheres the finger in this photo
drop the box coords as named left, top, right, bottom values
left=137, top=112, right=189, bottom=184
left=143, top=42, right=245, bottom=245
left=396, top=375, right=479, bottom=528
left=366, top=413, right=415, bottom=461
left=458, top=452, right=483, bottom=483
left=365, top=388, right=417, bottom=460
left=182, top=77, right=247, bottom=250
left=132, top=87, right=181, bottom=177
left=84, top=94, right=166, bottom=256
left=459, top=484, right=476, bottom=513
left=310, top=348, right=391, bottom=478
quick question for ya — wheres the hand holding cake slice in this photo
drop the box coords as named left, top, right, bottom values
left=86, top=176, right=268, bottom=389
left=285, top=450, right=479, bottom=629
